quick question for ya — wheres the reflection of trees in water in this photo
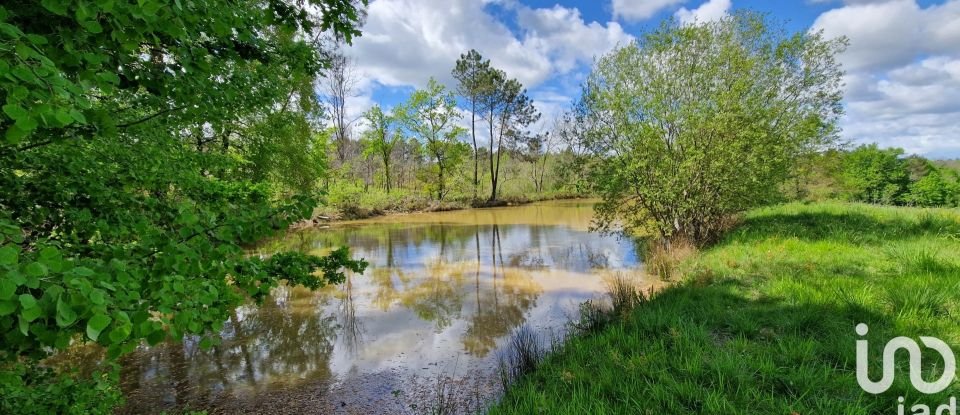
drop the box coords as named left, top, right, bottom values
left=462, top=224, right=541, bottom=357
left=399, top=259, right=467, bottom=330
left=119, top=288, right=339, bottom=412
left=336, top=272, right=364, bottom=355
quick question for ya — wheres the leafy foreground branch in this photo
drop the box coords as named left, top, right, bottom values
left=491, top=202, right=960, bottom=414
left=0, top=0, right=368, bottom=413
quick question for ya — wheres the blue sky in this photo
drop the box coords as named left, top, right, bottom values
left=340, top=0, right=960, bottom=158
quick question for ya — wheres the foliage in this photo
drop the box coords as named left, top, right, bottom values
left=579, top=12, right=846, bottom=245
left=360, top=105, right=400, bottom=193
left=394, top=78, right=468, bottom=200
left=452, top=49, right=495, bottom=199
left=840, top=144, right=911, bottom=204
left=492, top=202, right=960, bottom=414
left=0, top=0, right=368, bottom=411
left=481, top=67, right=540, bottom=202
left=904, top=168, right=959, bottom=207
left=0, top=362, right=121, bottom=415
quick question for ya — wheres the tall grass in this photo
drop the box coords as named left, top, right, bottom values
left=490, top=202, right=960, bottom=414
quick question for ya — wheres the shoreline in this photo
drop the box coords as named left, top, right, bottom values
left=294, top=194, right=591, bottom=228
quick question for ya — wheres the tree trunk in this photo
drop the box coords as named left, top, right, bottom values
left=384, top=157, right=392, bottom=193
left=488, top=109, right=497, bottom=202
left=437, top=158, right=445, bottom=200
left=471, top=100, right=478, bottom=200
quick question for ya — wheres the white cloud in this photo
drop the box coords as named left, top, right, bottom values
left=337, top=0, right=631, bottom=138
left=811, top=0, right=960, bottom=72
left=347, top=0, right=630, bottom=90
left=674, top=0, right=731, bottom=25
left=811, top=0, right=960, bottom=158
left=517, top=6, right=631, bottom=74
left=612, top=0, right=686, bottom=21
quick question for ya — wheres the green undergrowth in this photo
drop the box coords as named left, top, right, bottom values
left=491, top=202, right=960, bottom=414
left=316, top=182, right=584, bottom=220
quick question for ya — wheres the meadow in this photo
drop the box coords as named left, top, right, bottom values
left=492, top=202, right=960, bottom=414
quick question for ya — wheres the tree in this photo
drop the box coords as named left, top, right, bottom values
left=395, top=79, right=467, bottom=200
left=579, top=12, right=846, bottom=245
left=452, top=49, right=494, bottom=200
left=323, top=49, right=360, bottom=165
left=904, top=167, right=959, bottom=207
left=528, top=130, right=555, bottom=194
left=0, top=0, right=368, bottom=412
left=483, top=71, right=540, bottom=202
left=361, top=105, right=400, bottom=193
left=841, top=144, right=910, bottom=205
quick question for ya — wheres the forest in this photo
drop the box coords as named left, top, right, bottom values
left=1, top=0, right=959, bottom=413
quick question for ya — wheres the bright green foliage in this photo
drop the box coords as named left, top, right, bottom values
left=361, top=105, right=400, bottom=193
left=904, top=168, right=960, bottom=207
left=0, top=0, right=368, bottom=412
left=580, top=12, right=846, bottom=244
left=395, top=78, right=468, bottom=200
left=841, top=144, right=911, bottom=204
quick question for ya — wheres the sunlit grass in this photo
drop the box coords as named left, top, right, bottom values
left=491, top=202, right=960, bottom=414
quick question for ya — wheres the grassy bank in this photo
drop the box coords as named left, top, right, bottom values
left=313, top=183, right=585, bottom=221
left=491, top=202, right=960, bottom=414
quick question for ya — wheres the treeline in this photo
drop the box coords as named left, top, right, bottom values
left=318, top=50, right=586, bottom=216
left=792, top=145, right=960, bottom=208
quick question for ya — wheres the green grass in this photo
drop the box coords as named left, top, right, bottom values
left=491, top=202, right=960, bottom=414
left=316, top=180, right=584, bottom=220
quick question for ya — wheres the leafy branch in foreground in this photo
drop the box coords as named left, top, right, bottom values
left=0, top=0, right=368, bottom=413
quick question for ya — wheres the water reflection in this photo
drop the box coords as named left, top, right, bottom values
left=118, top=200, right=643, bottom=413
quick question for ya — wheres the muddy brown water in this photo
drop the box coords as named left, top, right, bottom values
left=108, top=199, right=651, bottom=413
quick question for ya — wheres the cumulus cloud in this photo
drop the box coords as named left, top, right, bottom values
left=612, top=0, right=687, bottom=21
left=346, top=0, right=630, bottom=89
left=336, top=0, right=630, bottom=137
left=674, top=0, right=731, bottom=25
left=812, top=0, right=960, bottom=72
left=812, top=0, right=960, bottom=157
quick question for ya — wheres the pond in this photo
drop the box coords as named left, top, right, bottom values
left=113, top=199, right=650, bottom=414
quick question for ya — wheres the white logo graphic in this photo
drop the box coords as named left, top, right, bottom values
left=856, top=323, right=956, bottom=394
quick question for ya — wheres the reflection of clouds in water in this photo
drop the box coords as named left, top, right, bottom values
left=115, top=201, right=643, bottom=414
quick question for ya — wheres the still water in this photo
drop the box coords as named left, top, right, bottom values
left=116, top=199, right=647, bottom=414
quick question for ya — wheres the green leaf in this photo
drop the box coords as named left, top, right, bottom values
left=0, top=300, right=16, bottom=316
left=24, top=262, right=48, bottom=278
left=0, top=278, right=16, bottom=300
left=5, top=124, right=29, bottom=144
left=18, top=293, right=36, bottom=309
left=86, top=313, right=111, bottom=341
left=0, top=246, right=17, bottom=265
left=20, top=304, right=41, bottom=322
left=2, top=104, right=27, bottom=121
left=108, top=323, right=131, bottom=343
left=38, top=247, right=63, bottom=272
left=89, top=289, right=105, bottom=305
left=71, top=266, right=95, bottom=277
left=40, top=0, right=69, bottom=15
left=18, top=315, right=29, bottom=336
left=56, top=297, right=77, bottom=327
left=81, top=20, right=103, bottom=34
